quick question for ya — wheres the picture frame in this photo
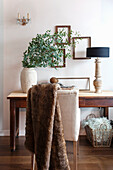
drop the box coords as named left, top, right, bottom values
left=52, top=49, right=66, bottom=68
left=72, top=37, right=91, bottom=59
left=55, top=77, right=90, bottom=91
left=55, top=25, right=71, bottom=44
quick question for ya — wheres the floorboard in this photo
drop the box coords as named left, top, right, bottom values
left=0, top=136, right=113, bottom=170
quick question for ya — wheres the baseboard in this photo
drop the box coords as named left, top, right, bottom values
left=19, top=130, right=25, bottom=136
left=0, top=130, right=25, bottom=136
left=0, top=130, right=10, bottom=136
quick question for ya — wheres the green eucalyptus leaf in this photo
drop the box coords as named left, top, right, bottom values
left=22, top=29, right=81, bottom=68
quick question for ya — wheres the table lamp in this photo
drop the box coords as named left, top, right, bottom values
left=86, top=47, right=109, bottom=93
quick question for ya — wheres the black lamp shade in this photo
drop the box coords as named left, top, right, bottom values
left=87, top=47, right=109, bottom=58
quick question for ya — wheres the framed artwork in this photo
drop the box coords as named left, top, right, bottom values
left=55, top=25, right=71, bottom=44
left=72, top=37, right=91, bottom=59
left=55, top=77, right=90, bottom=91
left=52, top=49, right=66, bottom=68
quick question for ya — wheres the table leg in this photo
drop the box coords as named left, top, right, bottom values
left=16, top=108, right=19, bottom=138
left=10, top=100, right=16, bottom=151
left=102, top=107, right=108, bottom=118
left=104, top=107, right=108, bottom=118
left=73, top=141, right=77, bottom=170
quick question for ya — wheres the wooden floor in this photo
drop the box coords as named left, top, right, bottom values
left=0, top=136, right=113, bottom=170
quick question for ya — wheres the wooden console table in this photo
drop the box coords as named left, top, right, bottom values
left=7, top=90, right=113, bottom=151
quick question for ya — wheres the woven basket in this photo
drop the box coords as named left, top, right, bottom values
left=85, top=114, right=113, bottom=147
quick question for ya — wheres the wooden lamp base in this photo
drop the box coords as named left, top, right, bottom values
left=93, top=58, right=102, bottom=93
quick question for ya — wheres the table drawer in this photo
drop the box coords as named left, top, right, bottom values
left=84, top=98, right=113, bottom=107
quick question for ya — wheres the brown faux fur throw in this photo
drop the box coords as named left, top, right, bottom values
left=25, top=83, right=70, bottom=170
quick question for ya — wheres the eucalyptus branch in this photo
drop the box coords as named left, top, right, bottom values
left=22, top=29, right=81, bottom=68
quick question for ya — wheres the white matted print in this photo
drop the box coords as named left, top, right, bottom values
left=73, top=37, right=91, bottom=59
left=56, top=77, right=90, bottom=91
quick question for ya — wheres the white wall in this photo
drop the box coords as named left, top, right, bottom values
left=0, top=0, right=3, bottom=132
left=0, top=0, right=113, bottom=135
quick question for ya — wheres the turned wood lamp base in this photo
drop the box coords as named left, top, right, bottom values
left=86, top=47, right=109, bottom=94
left=93, top=58, right=102, bottom=93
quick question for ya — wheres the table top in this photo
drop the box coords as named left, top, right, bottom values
left=79, top=90, right=113, bottom=97
left=7, top=91, right=27, bottom=99
left=7, top=90, right=113, bottom=99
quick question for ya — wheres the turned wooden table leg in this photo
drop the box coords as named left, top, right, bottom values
left=10, top=100, right=16, bottom=151
left=16, top=108, right=19, bottom=138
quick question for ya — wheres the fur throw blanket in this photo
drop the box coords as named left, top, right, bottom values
left=25, top=83, right=70, bottom=170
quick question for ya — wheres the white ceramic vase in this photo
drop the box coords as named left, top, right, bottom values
left=20, top=68, right=37, bottom=93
